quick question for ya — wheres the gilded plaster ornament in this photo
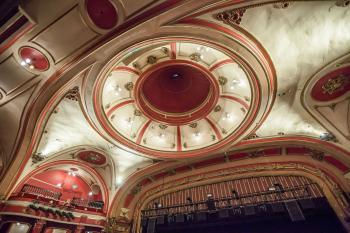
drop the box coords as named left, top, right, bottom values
left=124, top=82, right=134, bottom=91
left=216, top=8, right=246, bottom=26
left=147, top=55, right=157, bottom=64
left=322, top=75, right=347, bottom=95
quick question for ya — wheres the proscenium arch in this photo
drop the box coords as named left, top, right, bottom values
left=114, top=159, right=350, bottom=232
left=108, top=136, right=350, bottom=216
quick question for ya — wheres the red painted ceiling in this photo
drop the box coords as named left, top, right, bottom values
left=19, top=47, right=49, bottom=71
left=311, top=66, right=350, bottom=101
left=27, top=169, right=94, bottom=200
left=142, top=63, right=211, bottom=113
left=86, top=0, right=118, bottom=29
left=77, top=150, right=106, bottom=165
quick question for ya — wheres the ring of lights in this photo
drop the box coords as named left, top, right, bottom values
left=91, top=36, right=275, bottom=158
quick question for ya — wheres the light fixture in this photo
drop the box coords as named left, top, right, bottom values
left=193, top=132, right=201, bottom=138
left=223, top=112, right=233, bottom=121
left=25, top=58, right=31, bottom=64
left=116, top=176, right=123, bottom=185
left=20, top=61, right=26, bottom=66
left=88, top=191, right=93, bottom=196
left=230, top=79, right=240, bottom=90
left=125, top=117, right=133, bottom=126
left=114, top=84, right=122, bottom=95
left=319, top=132, right=337, bottom=142
left=56, top=183, right=62, bottom=187
left=171, top=73, right=180, bottom=79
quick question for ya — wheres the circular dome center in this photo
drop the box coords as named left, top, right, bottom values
left=142, top=63, right=211, bottom=113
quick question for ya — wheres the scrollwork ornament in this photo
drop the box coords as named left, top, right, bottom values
left=147, top=56, right=157, bottom=64
left=216, top=8, right=246, bottom=26
left=124, top=82, right=134, bottom=91
left=322, top=75, right=347, bottom=95
left=65, top=86, right=79, bottom=101
left=273, top=2, right=291, bottom=9
left=190, top=53, right=201, bottom=62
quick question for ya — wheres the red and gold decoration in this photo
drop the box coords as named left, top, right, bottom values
left=311, top=66, right=350, bottom=101
left=93, top=38, right=274, bottom=158
left=77, top=150, right=107, bottom=165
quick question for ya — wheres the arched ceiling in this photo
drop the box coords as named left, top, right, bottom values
left=0, top=0, right=350, bottom=217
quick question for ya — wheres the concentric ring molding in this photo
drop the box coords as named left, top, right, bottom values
left=86, top=35, right=275, bottom=159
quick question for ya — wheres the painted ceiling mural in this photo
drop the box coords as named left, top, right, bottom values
left=0, top=0, right=350, bottom=229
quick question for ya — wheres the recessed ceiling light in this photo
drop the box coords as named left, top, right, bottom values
left=117, top=176, right=123, bottom=185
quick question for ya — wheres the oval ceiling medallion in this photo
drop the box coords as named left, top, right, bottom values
left=93, top=39, right=271, bottom=158
left=77, top=150, right=107, bottom=165
left=19, top=47, right=49, bottom=71
left=311, top=66, right=350, bottom=101
left=86, top=0, right=118, bottom=30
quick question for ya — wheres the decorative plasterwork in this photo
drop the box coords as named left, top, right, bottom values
left=335, top=0, right=350, bottom=7
left=303, top=55, right=350, bottom=144
left=128, top=160, right=350, bottom=232
left=216, top=8, right=246, bottom=26
left=65, top=86, right=79, bottom=101
left=85, top=0, right=119, bottom=30
left=214, top=1, right=292, bottom=26
left=76, top=150, right=107, bottom=166
left=92, top=37, right=275, bottom=158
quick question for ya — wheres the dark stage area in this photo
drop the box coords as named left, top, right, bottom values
left=142, top=197, right=346, bottom=233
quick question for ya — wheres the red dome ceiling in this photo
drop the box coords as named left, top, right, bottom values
left=141, top=62, right=211, bottom=113
left=135, top=60, right=219, bottom=124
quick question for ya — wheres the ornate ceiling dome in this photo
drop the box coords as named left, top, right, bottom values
left=93, top=38, right=275, bottom=158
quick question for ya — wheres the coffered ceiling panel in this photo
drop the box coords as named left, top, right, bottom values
left=0, top=55, right=36, bottom=94
left=31, top=6, right=98, bottom=63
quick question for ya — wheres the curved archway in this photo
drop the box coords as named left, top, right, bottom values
left=13, top=160, right=109, bottom=213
